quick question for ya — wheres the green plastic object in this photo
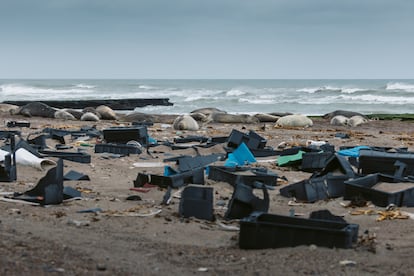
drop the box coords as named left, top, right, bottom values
left=277, top=150, right=305, bottom=167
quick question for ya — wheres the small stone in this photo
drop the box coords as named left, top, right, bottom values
left=309, top=244, right=317, bottom=251
left=67, top=219, right=90, bottom=227
left=197, top=267, right=208, bottom=272
left=339, top=260, right=357, bottom=267
left=96, top=263, right=107, bottom=271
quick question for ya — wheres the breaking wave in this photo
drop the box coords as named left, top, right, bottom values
left=297, top=86, right=368, bottom=94
left=386, top=82, right=414, bottom=92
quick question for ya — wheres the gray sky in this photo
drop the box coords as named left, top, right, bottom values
left=1, top=0, right=413, bottom=79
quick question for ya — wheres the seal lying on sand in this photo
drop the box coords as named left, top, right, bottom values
left=209, top=113, right=259, bottom=124
left=82, top=107, right=101, bottom=119
left=96, top=105, right=117, bottom=120
left=118, top=112, right=177, bottom=124
left=330, top=115, right=349, bottom=126
left=0, top=103, right=19, bottom=114
left=11, top=102, right=57, bottom=118
left=81, top=112, right=100, bottom=122
left=348, top=115, right=368, bottom=127
left=190, top=107, right=227, bottom=116
left=254, top=113, right=280, bottom=122
left=54, top=109, right=76, bottom=120
left=323, top=110, right=367, bottom=120
left=275, top=114, right=313, bottom=128
left=173, top=115, right=199, bottom=131
left=329, top=114, right=368, bottom=127
left=190, top=113, right=212, bottom=124
left=61, top=109, right=84, bottom=120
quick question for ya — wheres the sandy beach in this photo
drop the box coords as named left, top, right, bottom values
left=1, top=111, right=414, bottom=275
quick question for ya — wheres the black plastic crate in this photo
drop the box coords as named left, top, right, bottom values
left=95, top=143, right=142, bottom=155
left=279, top=174, right=349, bottom=202
left=227, top=129, right=266, bottom=150
left=179, top=185, right=214, bottom=221
left=39, top=150, right=91, bottom=164
left=225, top=183, right=269, bottom=220
left=301, top=152, right=334, bottom=172
left=239, top=212, right=358, bottom=249
left=103, top=126, right=148, bottom=145
left=207, top=166, right=278, bottom=188
left=344, top=173, right=414, bottom=207
left=359, top=149, right=414, bottom=176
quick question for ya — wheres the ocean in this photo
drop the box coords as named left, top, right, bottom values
left=1, top=79, right=414, bottom=116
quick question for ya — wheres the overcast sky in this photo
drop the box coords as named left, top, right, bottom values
left=0, top=0, right=413, bottom=79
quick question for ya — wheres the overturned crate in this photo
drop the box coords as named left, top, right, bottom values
left=344, top=173, right=414, bottom=207
left=280, top=154, right=355, bottom=202
left=359, top=149, right=414, bottom=176
left=239, top=211, right=359, bottom=249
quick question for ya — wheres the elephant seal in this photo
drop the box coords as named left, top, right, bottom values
left=275, top=114, right=313, bottom=128
left=82, top=107, right=101, bottom=119
left=323, top=110, right=367, bottom=120
left=118, top=112, right=177, bottom=124
left=151, top=114, right=178, bottom=124
left=348, top=115, right=368, bottom=127
left=119, top=112, right=156, bottom=123
left=0, top=103, right=19, bottom=114
left=96, top=105, right=117, bottom=120
left=11, top=102, right=57, bottom=118
left=190, top=112, right=212, bottom=123
left=61, top=109, right=84, bottom=120
left=81, top=112, right=100, bottom=122
left=190, top=107, right=227, bottom=116
left=210, top=113, right=260, bottom=124
left=173, top=115, right=199, bottom=131
left=330, top=115, right=349, bottom=126
left=254, top=113, right=280, bottom=122
left=54, top=109, right=76, bottom=120
left=269, top=112, right=293, bottom=117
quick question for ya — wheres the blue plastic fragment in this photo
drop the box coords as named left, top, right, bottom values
left=164, top=166, right=178, bottom=176
left=224, top=143, right=256, bottom=167
left=148, top=136, right=157, bottom=145
left=337, top=146, right=371, bottom=157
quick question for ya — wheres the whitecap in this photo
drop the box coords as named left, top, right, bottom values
left=239, top=98, right=274, bottom=104
left=184, top=95, right=205, bottom=102
left=75, top=84, right=96, bottom=89
left=341, top=94, right=414, bottom=105
left=386, top=82, right=414, bottom=92
left=297, top=87, right=320, bottom=93
left=341, top=88, right=367, bottom=93
left=138, top=85, right=157, bottom=90
left=226, top=89, right=246, bottom=96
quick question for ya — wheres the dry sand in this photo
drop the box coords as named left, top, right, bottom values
left=1, top=113, right=414, bottom=275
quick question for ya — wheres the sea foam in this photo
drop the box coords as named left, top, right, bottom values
left=386, top=82, right=414, bottom=92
